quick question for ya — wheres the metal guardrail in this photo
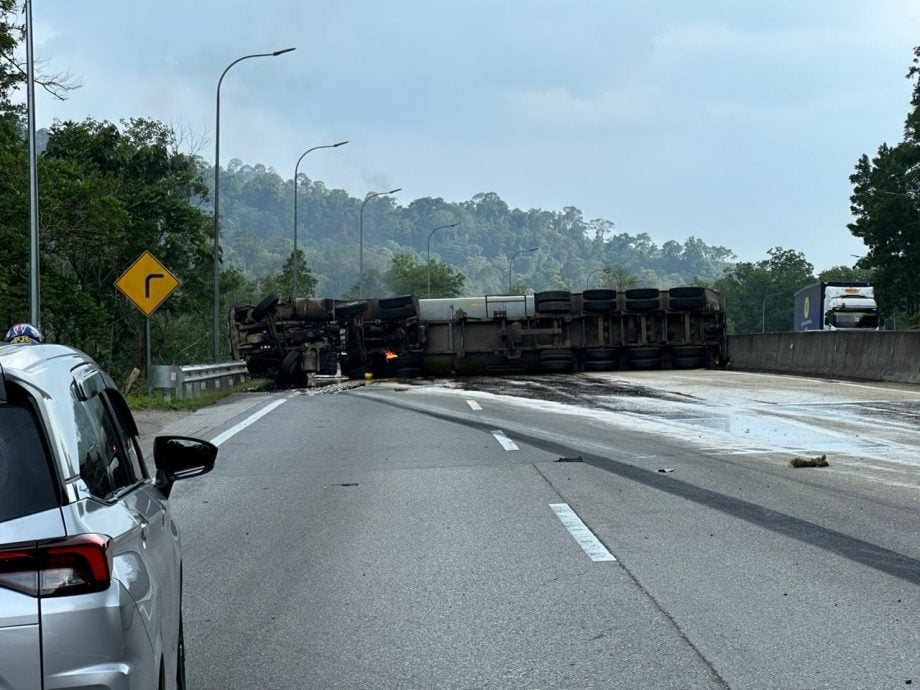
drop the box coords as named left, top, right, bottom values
left=149, top=361, right=249, bottom=400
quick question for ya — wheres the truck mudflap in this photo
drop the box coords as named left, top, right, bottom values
left=229, top=288, right=727, bottom=384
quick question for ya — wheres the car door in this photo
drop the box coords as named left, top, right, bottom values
left=65, top=371, right=165, bottom=650
left=104, top=386, right=182, bottom=663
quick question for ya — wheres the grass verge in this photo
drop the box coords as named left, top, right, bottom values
left=126, top=378, right=271, bottom=412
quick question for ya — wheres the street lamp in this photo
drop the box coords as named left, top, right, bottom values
left=213, top=47, right=295, bottom=361
left=293, top=140, right=348, bottom=296
left=761, top=291, right=784, bottom=333
left=358, top=188, right=401, bottom=298
left=509, top=247, right=539, bottom=293
left=426, top=222, right=459, bottom=297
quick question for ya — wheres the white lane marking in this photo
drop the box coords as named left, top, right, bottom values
left=466, top=399, right=483, bottom=410
left=549, top=503, right=616, bottom=562
left=492, top=430, right=519, bottom=451
left=210, top=399, right=288, bottom=447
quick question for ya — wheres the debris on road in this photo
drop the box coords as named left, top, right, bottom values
left=790, top=455, right=829, bottom=468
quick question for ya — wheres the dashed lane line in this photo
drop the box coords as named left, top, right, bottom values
left=550, top=503, right=617, bottom=562
left=210, top=398, right=288, bottom=447
left=492, top=430, right=519, bottom=451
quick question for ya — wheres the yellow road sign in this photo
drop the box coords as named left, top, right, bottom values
left=115, top=251, right=180, bottom=317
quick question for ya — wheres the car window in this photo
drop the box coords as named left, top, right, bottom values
left=0, top=399, right=59, bottom=523
left=72, top=385, right=141, bottom=499
left=102, top=390, right=146, bottom=481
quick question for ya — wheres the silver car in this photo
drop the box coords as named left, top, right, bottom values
left=0, top=343, right=217, bottom=689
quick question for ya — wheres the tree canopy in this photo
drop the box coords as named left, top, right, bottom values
left=848, top=45, right=920, bottom=328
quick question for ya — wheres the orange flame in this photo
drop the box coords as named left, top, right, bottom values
left=385, top=349, right=398, bottom=361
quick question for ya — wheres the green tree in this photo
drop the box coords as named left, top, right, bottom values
left=35, top=118, right=215, bottom=374
left=714, top=247, right=814, bottom=333
left=385, top=252, right=465, bottom=297
left=818, top=265, right=874, bottom=283
left=603, top=265, right=638, bottom=291
left=848, top=45, right=920, bottom=328
left=258, top=249, right=317, bottom=298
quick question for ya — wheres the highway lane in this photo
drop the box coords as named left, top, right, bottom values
left=167, top=371, right=920, bottom=689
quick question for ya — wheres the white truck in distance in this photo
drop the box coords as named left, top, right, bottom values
left=793, top=282, right=879, bottom=331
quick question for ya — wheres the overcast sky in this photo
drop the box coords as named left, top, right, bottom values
left=31, top=1, right=920, bottom=272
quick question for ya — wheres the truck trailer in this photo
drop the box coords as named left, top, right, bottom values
left=793, top=282, right=879, bottom=331
left=229, top=287, right=728, bottom=383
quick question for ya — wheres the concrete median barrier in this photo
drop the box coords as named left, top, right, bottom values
left=727, top=332, right=920, bottom=384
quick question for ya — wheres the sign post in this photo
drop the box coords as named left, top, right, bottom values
left=115, top=251, right=180, bottom=395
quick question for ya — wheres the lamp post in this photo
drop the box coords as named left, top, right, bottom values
left=358, top=188, right=401, bottom=298
left=761, top=291, right=784, bottom=333
left=426, top=222, right=459, bottom=297
left=293, top=140, right=348, bottom=296
left=509, top=247, right=538, bottom=293
left=213, top=47, right=295, bottom=362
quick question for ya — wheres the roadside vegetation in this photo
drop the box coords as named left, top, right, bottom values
left=125, top=378, right=270, bottom=412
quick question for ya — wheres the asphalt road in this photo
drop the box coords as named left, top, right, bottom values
left=158, top=370, right=920, bottom=689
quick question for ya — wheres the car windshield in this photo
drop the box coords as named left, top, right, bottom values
left=0, top=401, right=59, bottom=523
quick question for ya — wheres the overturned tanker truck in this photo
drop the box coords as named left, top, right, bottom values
left=229, top=287, right=728, bottom=383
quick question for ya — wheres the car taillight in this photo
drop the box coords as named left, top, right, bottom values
left=0, top=534, right=112, bottom=597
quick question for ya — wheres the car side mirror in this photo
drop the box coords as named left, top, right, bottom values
left=153, top=436, right=217, bottom=498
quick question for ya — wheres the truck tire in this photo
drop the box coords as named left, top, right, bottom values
left=535, top=290, right=571, bottom=302
left=671, top=356, right=706, bottom=369
left=628, top=346, right=662, bottom=367
left=540, top=359, right=574, bottom=373
left=625, top=288, right=659, bottom=300
left=625, top=298, right=660, bottom=312
left=583, top=299, right=617, bottom=313
left=584, top=360, right=617, bottom=371
left=669, top=296, right=707, bottom=310
left=279, top=351, right=300, bottom=377
left=251, top=294, right=279, bottom=321
left=584, top=347, right=618, bottom=361
left=668, top=286, right=706, bottom=298
left=536, top=301, right=572, bottom=313
left=535, top=291, right=572, bottom=313
left=582, top=289, right=616, bottom=301
left=539, top=348, right=573, bottom=372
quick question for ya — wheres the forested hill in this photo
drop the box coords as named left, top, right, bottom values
left=208, top=158, right=736, bottom=297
